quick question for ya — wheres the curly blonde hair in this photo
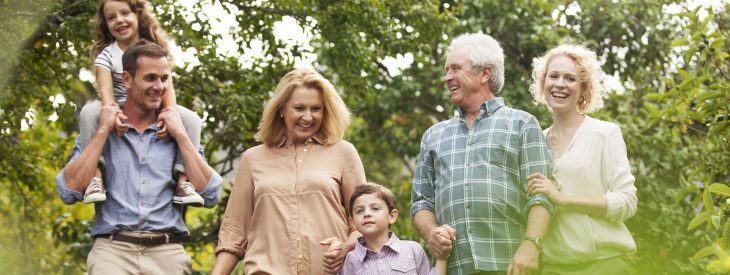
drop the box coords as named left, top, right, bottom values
left=91, top=0, right=170, bottom=62
left=529, top=44, right=604, bottom=113
left=255, top=68, right=351, bottom=147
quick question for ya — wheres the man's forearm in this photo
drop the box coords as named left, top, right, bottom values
left=176, top=134, right=212, bottom=191
left=524, top=205, right=550, bottom=238
left=413, top=210, right=439, bottom=241
left=63, top=131, right=108, bottom=192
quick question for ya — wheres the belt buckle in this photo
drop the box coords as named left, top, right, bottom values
left=141, top=235, right=155, bottom=245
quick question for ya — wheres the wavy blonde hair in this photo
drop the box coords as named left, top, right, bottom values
left=91, top=0, right=170, bottom=62
left=529, top=44, right=604, bottom=113
left=255, top=68, right=351, bottom=147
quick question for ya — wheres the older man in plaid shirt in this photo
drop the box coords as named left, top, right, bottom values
left=411, top=33, right=554, bottom=275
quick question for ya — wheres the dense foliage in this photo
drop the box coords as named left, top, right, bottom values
left=0, top=0, right=727, bottom=274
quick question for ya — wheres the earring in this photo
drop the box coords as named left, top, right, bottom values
left=280, top=114, right=284, bottom=118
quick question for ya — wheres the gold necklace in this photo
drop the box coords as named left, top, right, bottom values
left=549, top=131, right=559, bottom=146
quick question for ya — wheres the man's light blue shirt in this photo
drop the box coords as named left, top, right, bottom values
left=56, top=123, right=222, bottom=237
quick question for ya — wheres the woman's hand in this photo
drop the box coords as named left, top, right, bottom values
left=527, top=172, right=565, bottom=206
left=320, top=237, right=348, bottom=274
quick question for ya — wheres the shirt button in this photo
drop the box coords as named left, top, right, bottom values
left=299, top=254, right=303, bottom=258
left=140, top=202, right=145, bottom=207
left=297, top=159, right=302, bottom=162
left=140, top=157, right=146, bottom=163
left=303, top=148, right=307, bottom=152
left=141, top=180, right=147, bottom=184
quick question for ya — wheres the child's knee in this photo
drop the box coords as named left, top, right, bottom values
left=79, top=101, right=102, bottom=124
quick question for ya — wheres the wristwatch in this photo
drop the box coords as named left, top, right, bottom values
left=524, top=236, right=543, bottom=251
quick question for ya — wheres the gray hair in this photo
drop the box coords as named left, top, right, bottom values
left=447, top=33, right=505, bottom=94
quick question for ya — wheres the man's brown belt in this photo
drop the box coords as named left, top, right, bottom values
left=94, top=233, right=190, bottom=246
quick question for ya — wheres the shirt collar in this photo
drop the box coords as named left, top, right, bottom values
left=457, top=96, right=505, bottom=119
left=353, top=232, right=401, bottom=263
left=276, top=134, right=324, bottom=148
left=119, top=119, right=161, bottom=134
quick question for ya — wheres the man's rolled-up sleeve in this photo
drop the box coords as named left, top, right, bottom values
left=411, top=131, right=436, bottom=217
left=55, top=137, right=84, bottom=205
left=520, top=117, right=555, bottom=215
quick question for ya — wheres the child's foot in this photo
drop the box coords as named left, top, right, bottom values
left=83, top=176, right=106, bottom=204
left=173, top=181, right=204, bottom=207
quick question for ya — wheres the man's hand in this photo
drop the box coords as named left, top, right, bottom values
left=507, top=240, right=540, bottom=275
left=98, top=102, right=120, bottom=135
left=320, top=237, right=347, bottom=274
left=429, top=224, right=456, bottom=260
left=157, top=107, right=185, bottom=140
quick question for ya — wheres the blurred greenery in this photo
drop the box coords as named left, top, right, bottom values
left=0, top=0, right=728, bottom=274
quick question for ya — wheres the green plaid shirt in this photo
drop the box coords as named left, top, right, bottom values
left=411, top=97, right=554, bottom=274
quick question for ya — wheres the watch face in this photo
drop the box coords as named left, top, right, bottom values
left=525, top=236, right=543, bottom=249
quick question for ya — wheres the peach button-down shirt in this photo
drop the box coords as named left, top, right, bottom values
left=216, top=137, right=366, bottom=274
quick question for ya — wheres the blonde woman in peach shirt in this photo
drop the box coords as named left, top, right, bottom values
left=212, top=68, right=366, bottom=274
left=526, top=45, right=637, bottom=274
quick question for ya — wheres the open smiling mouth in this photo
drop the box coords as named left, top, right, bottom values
left=116, top=25, right=129, bottom=34
left=550, top=91, right=570, bottom=99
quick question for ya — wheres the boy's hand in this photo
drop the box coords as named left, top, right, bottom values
left=429, top=224, right=456, bottom=260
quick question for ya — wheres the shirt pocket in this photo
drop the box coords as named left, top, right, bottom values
left=390, top=261, right=417, bottom=274
left=483, top=133, right=509, bottom=168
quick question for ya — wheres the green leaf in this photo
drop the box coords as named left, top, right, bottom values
left=712, top=215, right=721, bottom=228
left=704, top=187, right=715, bottom=212
left=688, top=211, right=713, bottom=231
left=709, top=184, right=730, bottom=197
left=678, top=69, right=691, bottom=79
left=710, top=37, right=725, bottom=49
left=670, top=38, right=689, bottom=48
left=709, top=121, right=730, bottom=137
left=643, top=93, right=661, bottom=100
left=644, top=102, right=659, bottom=117
left=716, top=51, right=729, bottom=60
left=697, top=90, right=723, bottom=101
left=693, top=245, right=715, bottom=259
left=678, top=76, right=697, bottom=90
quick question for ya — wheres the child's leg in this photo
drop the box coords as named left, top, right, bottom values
left=174, top=105, right=203, bottom=167
left=172, top=105, right=203, bottom=206
left=79, top=101, right=107, bottom=203
left=78, top=100, right=102, bottom=151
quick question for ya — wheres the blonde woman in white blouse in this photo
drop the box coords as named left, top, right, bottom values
left=526, top=44, right=637, bottom=275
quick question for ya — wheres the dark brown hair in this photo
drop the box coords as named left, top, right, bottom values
left=122, top=39, right=168, bottom=77
left=349, top=182, right=397, bottom=216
